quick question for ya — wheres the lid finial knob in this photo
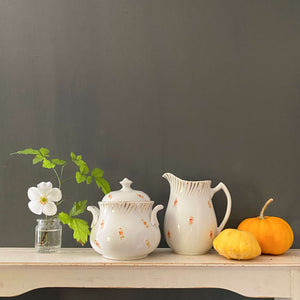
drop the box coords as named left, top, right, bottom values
left=120, top=178, right=133, bottom=191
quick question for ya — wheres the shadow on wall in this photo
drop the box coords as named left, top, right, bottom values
left=10, top=288, right=271, bottom=300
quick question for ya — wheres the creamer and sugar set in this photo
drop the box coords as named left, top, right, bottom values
left=88, top=173, right=232, bottom=260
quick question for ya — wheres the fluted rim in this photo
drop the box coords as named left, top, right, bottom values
left=98, top=200, right=154, bottom=205
left=162, top=172, right=211, bottom=184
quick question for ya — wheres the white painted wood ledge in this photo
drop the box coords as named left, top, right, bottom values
left=0, top=248, right=299, bottom=299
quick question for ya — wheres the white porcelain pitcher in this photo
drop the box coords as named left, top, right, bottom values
left=163, top=173, right=232, bottom=255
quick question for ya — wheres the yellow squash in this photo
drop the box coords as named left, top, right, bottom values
left=238, top=198, right=294, bottom=255
left=213, top=228, right=261, bottom=260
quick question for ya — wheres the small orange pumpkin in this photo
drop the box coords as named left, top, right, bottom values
left=238, top=198, right=294, bottom=255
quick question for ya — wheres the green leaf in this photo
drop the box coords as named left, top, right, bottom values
left=10, top=148, right=40, bottom=155
left=52, top=159, right=66, bottom=165
left=86, top=176, right=93, bottom=184
left=70, top=218, right=90, bottom=245
left=71, top=156, right=81, bottom=167
left=73, top=160, right=80, bottom=167
left=32, top=154, right=44, bottom=165
left=91, top=168, right=104, bottom=178
left=42, top=159, right=56, bottom=169
left=76, top=171, right=86, bottom=183
left=58, top=212, right=90, bottom=245
left=71, top=153, right=90, bottom=175
left=58, top=212, right=70, bottom=224
left=71, top=152, right=82, bottom=163
left=39, top=147, right=50, bottom=157
left=70, top=152, right=76, bottom=160
left=95, top=177, right=111, bottom=194
left=79, top=161, right=89, bottom=174
left=69, top=200, right=87, bottom=217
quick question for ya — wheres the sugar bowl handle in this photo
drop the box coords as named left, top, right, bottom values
left=87, top=206, right=100, bottom=228
left=151, top=205, right=164, bottom=226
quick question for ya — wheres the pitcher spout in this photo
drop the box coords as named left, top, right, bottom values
left=87, top=205, right=100, bottom=228
left=162, top=172, right=187, bottom=187
left=162, top=172, right=179, bottom=183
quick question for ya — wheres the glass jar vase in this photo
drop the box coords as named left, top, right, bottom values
left=35, top=218, right=62, bottom=253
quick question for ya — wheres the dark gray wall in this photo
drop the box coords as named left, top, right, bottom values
left=0, top=1, right=299, bottom=299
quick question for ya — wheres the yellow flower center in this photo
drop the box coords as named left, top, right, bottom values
left=40, top=197, right=48, bottom=205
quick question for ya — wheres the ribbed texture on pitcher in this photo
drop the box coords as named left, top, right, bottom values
left=162, top=172, right=211, bottom=200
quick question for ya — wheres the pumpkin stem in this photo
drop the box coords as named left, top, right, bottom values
left=259, top=198, right=274, bottom=219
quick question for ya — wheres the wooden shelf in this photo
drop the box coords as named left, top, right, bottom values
left=0, top=248, right=299, bottom=299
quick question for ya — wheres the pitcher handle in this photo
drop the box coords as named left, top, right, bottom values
left=211, top=182, right=232, bottom=234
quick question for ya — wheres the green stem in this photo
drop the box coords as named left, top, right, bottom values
left=60, top=165, right=65, bottom=183
left=61, top=176, right=75, bottom=185
left=41, top=215, right=49, bottom=245
left=56, top=199, right=64, bottom=206
left=53, top=168, right=62, bottom=189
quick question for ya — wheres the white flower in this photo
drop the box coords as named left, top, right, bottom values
left=27, top=182, right=62, bottom=216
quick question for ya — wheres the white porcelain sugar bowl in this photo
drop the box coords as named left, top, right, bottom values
left=87, top=178, right=164, bottom=260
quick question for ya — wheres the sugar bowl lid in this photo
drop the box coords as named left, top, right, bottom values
left=102, top=178, right=151, bottom=202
